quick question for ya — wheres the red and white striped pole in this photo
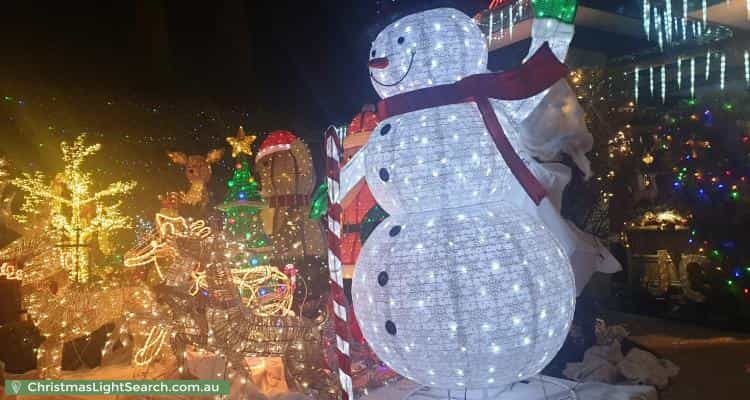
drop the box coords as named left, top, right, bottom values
left=325, top=126, right=354, bottom=399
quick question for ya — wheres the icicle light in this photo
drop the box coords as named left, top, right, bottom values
left=500, top=9, right=505, bottom=38
left=720, top=53, right=726, bottom=91
left=702, top=0, right=708, bottom=26
left=650, top=65, right=655, bottom=96
left=661, top=64, right=666, bottom=103
left=509, top=2, right=514, bottom=38
left=665, top=0, right=673, bottom=43
left=745, top=50, right=749, bottom=86
left=488, top=12, right=494, bottom=45
left=655, top=9, right=663, bottom=51
left=691, top=57, right=696, bottom=99
left=644, top=0, right=651, bottom=40
left=705, top=50, right=711, bottom=81
left=677, top=57, right=682, bottom=89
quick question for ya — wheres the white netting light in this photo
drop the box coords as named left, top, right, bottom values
left=350, top=7, right=576, bottom=391
left=369, top=8, right=488, bottom=100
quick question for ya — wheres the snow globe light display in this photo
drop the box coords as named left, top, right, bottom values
left=339, top=1, right=581, bottom=394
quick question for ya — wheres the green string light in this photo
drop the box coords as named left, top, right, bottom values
left=531, top=0, right=578, bottom=24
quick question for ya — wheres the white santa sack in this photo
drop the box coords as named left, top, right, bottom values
left=481, top=18, right=620, bottom=294
left=503, top=78, right=621, bottom=295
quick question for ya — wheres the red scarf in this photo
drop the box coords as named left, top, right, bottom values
left=376, top=43, right=567, bottom=205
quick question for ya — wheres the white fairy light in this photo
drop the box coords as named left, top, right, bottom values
left=665, top=0, right=673, bottom=43
left=654, top=9, right=663, bottom=51
left=702, top=0, right=708, bottom=26
left=359, top=7, right=576, bottom=390
left=681, top=17, right=687, bottom=41
left=745, top=51, right=749, bottom=86
left=643, top=0, right=651, bottom=40
left=683, top=0, right=688, bottom=20
left=720, top=53, right=726, bottom=91
left=691, top=57, right=696, bottom=98
left=509, top=2, right=514, bottom=38
left=499, top=9, right=505, bottom=39
left=488, top=12, right=494, bottom=45
left=650, top=65, right=655, bottom=96
left=677, top=57, right=682, bottom=89
left=705, top=49, right=711, bottom=81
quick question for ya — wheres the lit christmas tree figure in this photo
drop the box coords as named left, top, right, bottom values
left=218, top=127, right=284, bottom=312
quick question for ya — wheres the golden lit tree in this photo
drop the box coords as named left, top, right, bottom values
left=12, top=134, right=136, bottom=282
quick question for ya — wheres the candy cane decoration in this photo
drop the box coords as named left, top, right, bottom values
left=325, top=125, right=354, bottom=400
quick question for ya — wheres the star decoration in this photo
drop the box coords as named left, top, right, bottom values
left=226, top=126, right=257, bottom=158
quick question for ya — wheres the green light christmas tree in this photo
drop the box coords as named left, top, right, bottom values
left=218, top=127, right=275, bottom=298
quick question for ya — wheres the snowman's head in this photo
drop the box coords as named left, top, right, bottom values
left=368, top=8, right=488, bottom=99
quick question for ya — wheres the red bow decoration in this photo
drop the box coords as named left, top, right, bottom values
left=376, top=42, right=567, bottom=205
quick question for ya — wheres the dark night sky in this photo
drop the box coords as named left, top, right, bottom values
left=0, top=1, right=412, bottom=134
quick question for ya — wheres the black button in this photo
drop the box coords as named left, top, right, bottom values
left=379, top=168, right=389, bottom=182
left=378, top=271, right=389, bottom=286
left=389, top=225, right=401, bottom=237
left=371, top=49, right=376, bottom=57
left=380, top=124, right=391, bottom=136
left=397, top=36, right=405, bottom=45
left=385, top=320, right=397, bottom=335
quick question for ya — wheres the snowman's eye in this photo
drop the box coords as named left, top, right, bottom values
left=371, top=49, right=377, bottom=57
left=397, top=36, right=405, bottom=45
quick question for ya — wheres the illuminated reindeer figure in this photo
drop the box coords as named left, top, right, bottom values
left=164, top=149, right=224, bottom=210
left=0, top=158, right=160, bottom=378
left=0, top=157, right=52, bottom=273
left=123, top=213, right=334, bottom=393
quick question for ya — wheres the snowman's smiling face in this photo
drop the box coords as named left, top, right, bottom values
left=368, top=8, right=488, bottom=99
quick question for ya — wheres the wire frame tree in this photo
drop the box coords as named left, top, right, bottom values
left=12, top=134, right=136, bottom=282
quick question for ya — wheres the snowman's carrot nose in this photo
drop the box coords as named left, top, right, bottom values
left=368, top=57, right=389, bottom=69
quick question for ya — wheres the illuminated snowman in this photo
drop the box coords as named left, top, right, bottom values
left=340, top=2, right=615, bottom=392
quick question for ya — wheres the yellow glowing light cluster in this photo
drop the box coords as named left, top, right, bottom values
left=637, top=209, right=688, bottom=228
left=0, top=262, right=23, bottom=280
left=12, top=134, right=136, bottom=282
left=231, top=265, right=294, bottom=317
left=607, top=130, right=632, bottom=158
left=226, top=126, right=257, bottom=158
left=134, top=325, right=170, bottom=367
